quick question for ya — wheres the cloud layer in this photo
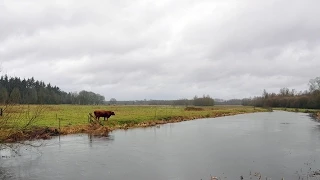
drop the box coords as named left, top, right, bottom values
left=1, top=0, right=319, bottom=100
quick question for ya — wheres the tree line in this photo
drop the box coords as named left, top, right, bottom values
left=110, top=95, right=215, bottom=106
left=242, top=77, right=320, bottom=109
left=0, top=75, right=105, bottom=105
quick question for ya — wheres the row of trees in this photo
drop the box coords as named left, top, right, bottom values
left=0, top=75, right=217, bottom=106
left=111, top=95, right=215, bottom=106
left=171, top=95, right=215, bottom=106
left=193, top=95, right=215, bottom=106
left=0, top=75, right=105, bottom=105
left=242, top=77, right=320, bottom=109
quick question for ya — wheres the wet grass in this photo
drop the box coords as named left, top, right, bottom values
left=0, top=105, right=268, bottom=142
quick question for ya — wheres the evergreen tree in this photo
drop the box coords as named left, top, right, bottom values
left=9, top=87, right=21, bottom=104
left=0, top=87, right=8, bottom=104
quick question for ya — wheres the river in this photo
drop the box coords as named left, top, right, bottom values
left=1, top=111, right=320, bottom=180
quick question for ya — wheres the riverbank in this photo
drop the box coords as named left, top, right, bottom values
left=0, top=105, right=269, bottom=143
left=311, top=111, right=320, bottom=121
left=273, top=107, right=320, bottom=121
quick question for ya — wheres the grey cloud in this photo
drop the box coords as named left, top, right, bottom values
left=0, top=4, right=99, bottom=41
left=1, top=0, right=320, bottom=100
left=182, top=0, right=320, bottom=58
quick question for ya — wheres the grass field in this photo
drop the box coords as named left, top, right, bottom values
left=1, top=105, right=268, bottom=128
left=0, top=105, right=269, bottom=142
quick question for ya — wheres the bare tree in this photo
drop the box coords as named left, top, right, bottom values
left=0, top=103, right=47, bottom=150
left=110, top=98, right=117, bottom=105
left=309, top=77, right=320, bottom=92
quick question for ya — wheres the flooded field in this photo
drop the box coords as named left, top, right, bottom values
left=1, top=111, right=320, bottom=180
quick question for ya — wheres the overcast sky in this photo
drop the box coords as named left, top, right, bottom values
left=0, top=0, right=319, bottom=101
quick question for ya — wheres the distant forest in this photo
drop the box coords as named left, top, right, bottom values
left=0, top=74, right=218, bottom=106
left=242, top=77, right=320, bottom=109
left=0, top=75, right=105, bottom=105
left=1, top=74, right=318, bottom=109
left=107, top=96, right=236, bottom=106
left=0, top=74, right=219, bottom=106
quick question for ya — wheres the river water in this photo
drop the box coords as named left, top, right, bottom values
left=1, top=111, right=320, bottom=180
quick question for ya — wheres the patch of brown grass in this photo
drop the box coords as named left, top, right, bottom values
left=1, top=124, right=111, bottom=143
left=3, top=127, right=59, bottom=143
left=46, top=106, right=61, bottom=112
left=313, top=112, right=320, bottom=121
left=184, top=107, right=204, bottom=111
left=4, top=108, right=24, bottom=114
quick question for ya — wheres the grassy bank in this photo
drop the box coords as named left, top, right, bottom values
left=273, top=107, right=320, bottom=121
left=0, top=105, right=268, bottom=142
left=273, top=107, right=318, bottom=113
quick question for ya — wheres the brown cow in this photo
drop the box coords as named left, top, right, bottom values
left=93, top=110, right=115, bottom=121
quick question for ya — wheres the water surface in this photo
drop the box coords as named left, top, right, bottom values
left=1, top=111, right=320, bottom=180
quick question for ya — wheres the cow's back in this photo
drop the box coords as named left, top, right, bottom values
left=94, top=110, right=105, bottom=116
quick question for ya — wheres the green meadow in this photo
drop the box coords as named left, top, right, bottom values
left=2, top=104, right=268, bottom=129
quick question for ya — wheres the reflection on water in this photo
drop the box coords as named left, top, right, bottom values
left=314, top=125, right=320, bottom=132
left=0, top=134, right=115, bottom=180
left=1, top=111, right=320, bottom=180
left=88, top=133, right=114, bottom=148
